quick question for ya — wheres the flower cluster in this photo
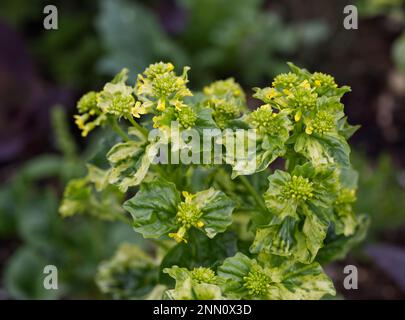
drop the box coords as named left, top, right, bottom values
left=74, top=69, right=146, bottom=137
left=253, top=64, right=350, bottom=142
left=62, top=61, right=367, bottom=301
left=135, top=62, right=192, bottom=112
left=169, top=192, right=205, bottom=243
left=203, top=78, right=247, bottom=128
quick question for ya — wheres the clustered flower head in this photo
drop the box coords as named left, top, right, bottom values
left=243, top=265, right=271, bottom=297
left=248, top=104, right=288, bottom=136
left=169, top=191, right=205, bottom=243
left=281, top=175, right=314, bottom=201
left=304, top=109, right=335, bottom=135
left=136, top=62, right=192, bottom=112
left=311, top=72, right=338, bottom=94
left=98, top=82, right=146, bottom=120
left=203, top=78, right=247, bottom=128
left=175, top=105, right=198, bottom=129
left=73, top=68, right=146, bottom=137
left=335, top=188, right=356, bottom=205
left=253, top=63, right=350, bottom=137
left=74, top=91, right=107, bottom=137
left=191, top=267, right=216, bottom=284
left=272, top=72, right=299, bottom=89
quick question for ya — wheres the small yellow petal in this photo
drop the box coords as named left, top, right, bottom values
left=169, top=226, right=188, bottom=243
left=157, top=99, right=166, bottom=111
left=300, top=80, right=311, bottom=89
left=294, top=111, right=302, bottom=122
left=305, top=126, right=313, bottom=135
left=283, top=89, right=291, bottom=96
left=196, top=221, right=205, bottom=228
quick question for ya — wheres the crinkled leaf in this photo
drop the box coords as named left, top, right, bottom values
left=258, top=254, right=336, bottom=299
left=159, top=231, right=238, bottom=286
left=317, top=214, right=370, bottom=264
left=218, top=252, right=335, bottom=300
left=96, top=243, right=158, bottom=299
left=338, top=117, right=360, bottom=140
left=193, top=188, right=235, bottom=238
left=59, top=176, right=124, bottom=221
left=107, top=140, right=159, bottom=192
left=163, top=266, right=223, bottom=300
left=222, top=129, right=278, bottom=178
left=253, top=164, right=338, bottom=263
left=123, top=178, right=180, bottom=238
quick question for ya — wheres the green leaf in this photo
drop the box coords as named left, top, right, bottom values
left=258, top=254, right=336, bottom=299
left=251, top=217, right=300, bottom=260
left=315, top=133, right=351, bottom=167
left=294, top=133, right=333, bottom=166
left=124, top=179, right=235, bottom=242
left=96, top=0, right=185, bottom=76
left=317, top=214, right=370, bottom=264
left=294, top=132, right=351, bottom=167
left=59, top=178, right=92, bottom=218
left=252, top=164, right=338, bottom=263
left=96, top=243, right=159, bottom=299
left=193, top=188, right=235, bottom=238
left=218, top=252, right=335, bottom=300
left=163, top=266, right=223, bottom=300
left=123, top=178, right=180, bottom=238
left=159, top=231, right=238, bottom=286
left=193, top=103, right=218, bottom=133
left=222, top=129, right=278, bottom=178
left=59, top=176, right=124, bottom=221
left=338, top=117, right=360, bottom=140
left=107, top=140, right=159, bottom=192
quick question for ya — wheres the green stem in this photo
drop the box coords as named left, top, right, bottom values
left=110, top=118, right=130, bottom=141
left=128, top=115, right=148, bottom=138
left=238, top=175, right=267, bottom=213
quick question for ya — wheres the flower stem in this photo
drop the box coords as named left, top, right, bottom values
left=238, top=175, right=267, bottom=213
left=128, top=115, right=148, bottom=138
left=110, top=118, right=131, bottom=141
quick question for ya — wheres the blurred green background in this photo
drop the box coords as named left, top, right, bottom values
left=0, top=0, right=405, bottom=299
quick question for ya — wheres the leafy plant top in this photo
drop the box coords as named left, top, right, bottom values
left=60, top=61, right=368, bottom=300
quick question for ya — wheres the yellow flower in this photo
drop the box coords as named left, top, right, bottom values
left=196, top=220, right=205, bottom=228
left=169, top=226, right=188, bottom=243
left=182, top=191, right=193, bottom=201
left=131, top=101, right=147, bottom=118
left=266, top=88, right=279, bottom=100
left=305, top=126, right=313, bottom=135
left=152, top=116, right=162, bottom=129
left=157, top=99, right=166, bottom=111
left=294, top=110, right=302, bottom=122
left=299, top=80, right=311, bottom=90
left=283, top=88, right=292, bottom=96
